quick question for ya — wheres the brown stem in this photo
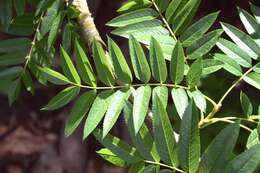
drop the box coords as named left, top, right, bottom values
left=71, top=0, right=104, bottom=47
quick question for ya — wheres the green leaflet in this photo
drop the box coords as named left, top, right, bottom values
left=189, top=89, right=207, bottom=113
left=178, top=101, right=200, bottom=173
left=107, top=8, right=158, bottom=27
left=14, top=0, right=25, bottom=16
left=110, top=17, right=174, bottom=59
left=180, top=12, right=219, bottom=47
left=243, top=72, right=260, bottom=90
left=75, top=39, right=96, bottom=87
left=238, top=7, right=260, bottom=38
left=216, top=38, right=252, bottom=68
left=186, top=58, right=203, bottom=89
left=153, top=90, right=178, bottom=167
left=83, top=90, right=114, bottom=139
left=35, top=0, right=56, bottom=16
left=199, top=123, right=240, bottom=173
left=247, top=129, right=260, bottom=149
left=171, top=0, right=201, bottom=35
left=133, top=85, right=152, bottom=133
left=129, top=162, right=145, bottom=173
left=202, top=59, right=223, bottom=75
left=255, top=63, right=260, bottom=73
left=103, top=89, right=131, bottom=138
left=6, top=14, right=34, bottom=36
left=154, top=0, right=170, bottom=12
left=22, top=70, right=34, bottom=94
left=221, top=22, right=260, bottom=60
left=186, top=29, right=223, bottom=59
left=223, top=144, right=260, bottom=173
left=117, top=0, right=152, bottom=14
left=250, top=3, right=260, bottom=23
left=149, top=37, right=167, bottom=83
left=240, top=91, right=253, bottom=117
left=39, top=67, right=71, bottom=85
left=153, top=87, right=175, bottom=164
left=213, top=53, right=242, bottom=76
left=96, top=148, right=128, bottom=167
left=60, top=46, right=81, bottom=84
left=144, top=165, right=160, bottom=173
left=108, top=37, right=132, bottom=84
left=0, top=52, right=27, bottom=66
left=0, top=0, right=12, bottom=31
left=62, top=23, right=72, bottom=52
left=93, top=128, right=142, bottom=164
left=174, top=0, right=201, bottom=36
left=40, top=0, right=61, bottom=37
left=129, top=35, right=151, bottom=83
left=171, top=88, right=189, bottom=119
left=0, top=38, right=31, bottom=53
left=48, top=12, right=63, bottom=51
left=165, top=0, right=184, bottom=22
left=65, top=90, right=96, bottom=137
left=0, top=66, right=23, bottom=80
left=167, top=0, right=190, bottom=25
left=124, top=102, right=160, bottom=162
left=145, top=35, right=176, bottom=61
left=112, top=19, right=169, bottom=44
left=170, top=41, right=185, bottom=84
left=66, top=5, right=81, bottom=19
left=42, top=86, right=80, bottom=111
left=92, top=39, right=115, bottom=86
left=8, top=79, right=21, bottom=106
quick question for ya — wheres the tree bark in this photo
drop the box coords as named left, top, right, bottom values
left=71, top=0, right=104, bottom=47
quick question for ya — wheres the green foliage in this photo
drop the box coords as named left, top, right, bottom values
left=0, top=0, right=260, bottom=172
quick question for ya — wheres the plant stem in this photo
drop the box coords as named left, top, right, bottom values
left=199, top=117, right=254, bottom=132
left=205, top=63, right=259, bottom=120
left=71, top=82, right=189, bottom=90
left=214, top=118, right=253, bottom=132
left=151, top=0, right=177, bottom=41
left=223, top=117, right=258, bottom=124
left=22, top=14, right=44, bottom=75
left=144, top=160, right=185, bottom=173
left=202, top=93, right=218, bottom=107
left=218, top=63, right=259, bottom=106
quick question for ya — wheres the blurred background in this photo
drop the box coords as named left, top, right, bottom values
left=0, top=0, right=260, bottom=173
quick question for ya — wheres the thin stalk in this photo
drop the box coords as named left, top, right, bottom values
left=202, top=93, right=218, bottom=107
left=200, top=117, right=253, bottom=132
left=205, top=63, right=259, bottom=120
left=144, top=160, right=185, bottom=173
left=218, top=63, right=259, bottom=106
left=151, top=0, right=177, bottom=41
left=223, top=117, right=258, bottom=124
left=215, top=119, right=253, bottom=132
left=22, top=14, right=44, bottom=75
left=70, top=82, right=189, bottom=90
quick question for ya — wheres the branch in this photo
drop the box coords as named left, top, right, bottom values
left=70, top=0, right=104, bottom=47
